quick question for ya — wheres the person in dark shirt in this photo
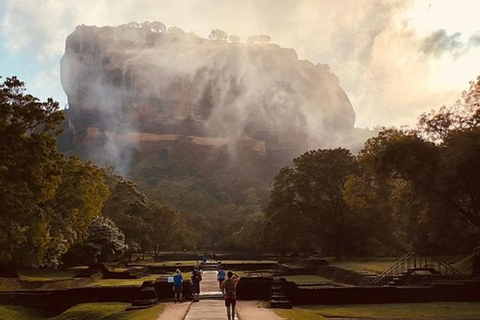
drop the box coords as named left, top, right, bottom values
left=191, top=265, right=202, bottom=302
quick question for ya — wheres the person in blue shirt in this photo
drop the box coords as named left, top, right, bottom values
left=217, top=265, right=226, bottom=289
left=173, top=269, right=183, bottom=303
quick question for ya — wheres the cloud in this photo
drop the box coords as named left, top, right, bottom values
left=420, top=29, right=463, bottom=57
left=468, top=32, right=480, bottom=47
left=419, top=29, right=479, bottom=59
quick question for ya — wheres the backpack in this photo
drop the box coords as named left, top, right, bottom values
left=225, top=279, right=235, bottom=299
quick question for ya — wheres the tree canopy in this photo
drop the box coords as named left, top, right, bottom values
left=237, top=73, right=480, bottom=257
left=264, top=149, right=363, bottom=256
left=0, top=76, right=109, bottom=270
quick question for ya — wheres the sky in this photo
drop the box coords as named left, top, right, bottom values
left=1, top=0, right=479, bottom=129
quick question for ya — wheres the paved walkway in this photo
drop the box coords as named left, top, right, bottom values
left=156, top=268, right=284, bottom=320
left=156, top=301, right=190, bottom=320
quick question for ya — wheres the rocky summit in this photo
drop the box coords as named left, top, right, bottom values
left=60, top=21, right=355, bottom=158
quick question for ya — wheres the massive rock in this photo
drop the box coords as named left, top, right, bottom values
left=60, top=22, right=356, bottom=169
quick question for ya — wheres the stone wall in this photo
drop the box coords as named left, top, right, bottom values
left=0, top=286, right=144, bottom=314
left=236, top=277, right=273, bottom=300
left=315, top=265, right=377, bottom=286
left=283, top=280, right=480, bottom=305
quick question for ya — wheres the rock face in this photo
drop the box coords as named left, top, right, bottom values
left=60, top=22, right=355, bottom=166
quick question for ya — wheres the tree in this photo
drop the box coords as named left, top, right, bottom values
left=146, top=202, right=187, bottom=255
left=359, top=125, right=480, bottom=254
left=44, top=157, right=110, bottom=266
left=266, top=148, right=358, bottom=257
left=359, top=129, right=439, bottom=185
left=228, top=35, right=241, bottom=43
left=246, top=35, right=271, bottom=44
left=264, top=166, right=303, bottom=254
left=145, top=21, right=166, bottom=33
left=101, top=168, right=153, bottom=255
left=209, top=29, right=228, bottom=41
left=258, top=35, right=271, bottom=43
left=64, top=216, right=127, bottom=265
left=417, top=75, right=480, bottom=143
left=0, top=76, right=110, bottom=269
left=234, top=212, right=268, bottom=251
left=167, top=26, right=185, bottom=37
left=439, top=129, right=480, bottom=229
left=411, top=74, right=480, bottom=251
left=342, top=172, right=396, bottom=256
left=0, top=76, right=64, bottom=270
left=247, top=35, right=259, bottom=44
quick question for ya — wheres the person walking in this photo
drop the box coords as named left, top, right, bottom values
left=191, top=265, right=202, bottom=302
left=217, top=265, right=226, bottom=290
left=221, top=271, right=241, bottom=320
left=173, top=269, right=183, bottom=303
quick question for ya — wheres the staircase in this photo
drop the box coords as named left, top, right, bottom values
left=201, top=260, right=220, bottom=271
left=371, top=252, right=464, bottom=286
left=126, top=283, right=158, bottom=310
left=269, top=278, right=292, bottom=309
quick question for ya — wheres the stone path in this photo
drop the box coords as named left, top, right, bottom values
left=156, top=268, right=285, bottom=320
left=185, top=270, right=232, bottom=320
left=156, top=301, right=191, bottom=320
left=199, top=270, right=223, bottom=299
left=185, top=299, right=228, bottom=320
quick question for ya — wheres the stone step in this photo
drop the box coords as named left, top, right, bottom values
left=131, top=298, right=158, bottom=306
left=126, top=304, right=155, bottom=311
left=199, top=291, right=224, bottom=299
left=126, top=299, right=158, bottom=311
left=201, top=262, right=219, bottom=269
left=270, top=299, right=293, bottom=309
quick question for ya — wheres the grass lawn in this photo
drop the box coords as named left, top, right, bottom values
left=275, top=308, right=327, bottom=320
left=283, top=275, right=331, bottom=284
left=88, top=275, right=160, bottom=287
left=143, top=260, right=199, bottom=267
left=0, top=303, right=164, bottom=320
left=17, top=269, right=78, bottom=282
left=0, top=305, right=45, bottom=320
left=53, top=303, right=164, bottom=320
left=144, top=259, right=277, bottom=267
left=220, top=260, right=277, bottom=264
left=329, top=255, right=470, bottom=275
left=329, top=257, right=400, bottom=274
left=276, top=302, right=480, bottom=319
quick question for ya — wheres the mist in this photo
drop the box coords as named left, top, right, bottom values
left=60, top=22, right=360, bottom=173
left=2, top=0, right=480, bottom=129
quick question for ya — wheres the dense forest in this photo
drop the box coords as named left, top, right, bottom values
left=1, top=73, right=480, bottom=272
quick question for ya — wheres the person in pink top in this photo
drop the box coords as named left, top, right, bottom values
left=220, top=271, right=241, bottom=320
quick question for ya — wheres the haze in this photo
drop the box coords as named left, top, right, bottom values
left=1, top=0, right=480, bottom=128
